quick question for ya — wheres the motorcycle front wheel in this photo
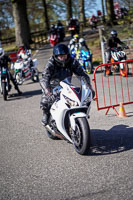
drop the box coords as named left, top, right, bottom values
left=85, top=62, right=93, bottom=74
left=32, top=69, right=39, bottom=82
left=119, top=63, right=129, bottom=77
left=72, top=117, right=91, bottom=155
left=15, top=73, right=23, bottom=85
left=2, top=82, right=7, bottom=101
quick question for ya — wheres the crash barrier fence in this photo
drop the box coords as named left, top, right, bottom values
left=92, top=59, right=133, bottom=116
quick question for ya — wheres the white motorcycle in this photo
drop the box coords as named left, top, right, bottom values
left=45, top=76, right=92, bottom=155
left=13, top=55, right=39, bottom=85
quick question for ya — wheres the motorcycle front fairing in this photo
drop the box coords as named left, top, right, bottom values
left=14, top=60, right=24, bottom=70
left=50, top=98, right=88, bottom=143
left=50, top=76, right=91, bottom=143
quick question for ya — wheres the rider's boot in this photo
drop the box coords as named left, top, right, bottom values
left=41, top=109, right=49, bottom=126
left=15, top=85, right=22, bottom=95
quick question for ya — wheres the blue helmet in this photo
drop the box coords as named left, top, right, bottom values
left=53, top=44, right=70, bottom=56
left=53, top=44, right=70, bottom=67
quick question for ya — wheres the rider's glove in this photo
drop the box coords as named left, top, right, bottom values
left=47, top=92, right=56, bottom=103
left=81, top=77, right=95, bottom=99
left=91, top=89, right=95, bottom=99
left=88, top=84, right=95, bottom=99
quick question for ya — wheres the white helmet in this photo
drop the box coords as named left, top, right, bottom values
left=79, top=38, right=85, bottom=46
left=69, top=38, right=75, bottom=45
left=0, top=48, right=4, bottom=58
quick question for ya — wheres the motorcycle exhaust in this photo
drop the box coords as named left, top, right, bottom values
left=45, top=125, right=55, bottom=135
left=45, top=125, right=63, bottom=139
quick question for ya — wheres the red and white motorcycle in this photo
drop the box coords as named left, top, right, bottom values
left=49, top=33, right=59, bottom=47
left=44, top=76, right=92, bottom=155
left=13, top=54, right=39, bottom=85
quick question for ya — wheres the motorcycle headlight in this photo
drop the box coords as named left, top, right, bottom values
left=63, top=95, right=78, bottom=107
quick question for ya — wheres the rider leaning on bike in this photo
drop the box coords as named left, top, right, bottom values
left=0, top=47, right=22, bottom=95
left=40, top=43, right=95, bottom=126
left=106, top=30, right=128, bottom=63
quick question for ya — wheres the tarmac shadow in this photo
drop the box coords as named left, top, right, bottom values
left=89, top=124, right=133, bottom=155
left=7, top=89, right=42, bottom=101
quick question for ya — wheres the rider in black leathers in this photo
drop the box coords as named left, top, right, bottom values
left=106, top=30, right=127, bottom=63
left=0, top=48, right=22, bottom=95
left=40, top=44, right=95, bottom=126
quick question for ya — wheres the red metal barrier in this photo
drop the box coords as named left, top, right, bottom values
left=93, top=60, right=133, bottom=116
left=9, top=52, right=17, bottom=62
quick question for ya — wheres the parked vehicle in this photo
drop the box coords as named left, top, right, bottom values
left=44, top=76, right=92, bottom=155
left=105, top=47, right=129, bottom=77
left=13, top=55, right=39, bottom=85
left=0, top=66, right=10, bottom=100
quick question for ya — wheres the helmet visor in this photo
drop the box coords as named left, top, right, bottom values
left=57, top=54, right=68, bottom=61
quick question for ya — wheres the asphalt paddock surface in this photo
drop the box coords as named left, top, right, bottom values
left=0, top=45, right=133, bottom=200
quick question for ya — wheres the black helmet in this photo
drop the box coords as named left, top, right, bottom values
left=110, top=30, right=117, bottom=38
left=53, top=44, right=70, bottom=67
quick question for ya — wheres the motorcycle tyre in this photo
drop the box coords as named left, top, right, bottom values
left=72, top=117, right=91, bottom=155
left=32, top=70, right=39, bottom=82
left=119, top=63, right=129, bottom=77
left=105, top=66, right=112, bottom=76
left=2, top=82, right=7, bottom=101
left=15, top=73, right=23, bottom=85
left=86, top=62, right=93, bottom=74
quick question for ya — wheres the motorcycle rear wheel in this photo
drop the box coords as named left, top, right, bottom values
left=72, top=117, right=91, bottom=155
left=2, top=82, right=7, bottom=101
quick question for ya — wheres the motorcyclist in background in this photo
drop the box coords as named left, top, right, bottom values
left=49, top=24, right=57, bottom=36
left=40, top=43, right=95, bottom=126
left=68, top=34, right=80, bottom=52
left=17, top=45, right=33, bottom=68
left=79, top=38, right=90, bottom=52
left=56, top=20, right=65, bottom=41
left=0, top=48, right=22, bottom=95
left=89, top=15, right=98, bottom=29
left=106, top=30, right=128, bottom=63
left=68, top=36, right=90, bottom=59
left=17, top=45, right=28, bottom=59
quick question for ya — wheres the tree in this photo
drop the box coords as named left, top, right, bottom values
left=79, top=0, right=86, bottom=25
left=12, top=0, right=31, bottom=48
left=0, top=0, right=14, bottom=38
left=101, top=0, right=106, bottom=22
left=65, top=0, right=72, bottom=20
left=106, top=0, right=116, bottom=25
left=42, top=0, right=50, bottom=30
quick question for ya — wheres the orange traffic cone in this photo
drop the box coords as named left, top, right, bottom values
left=119, top=102, right=127, bottom=118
